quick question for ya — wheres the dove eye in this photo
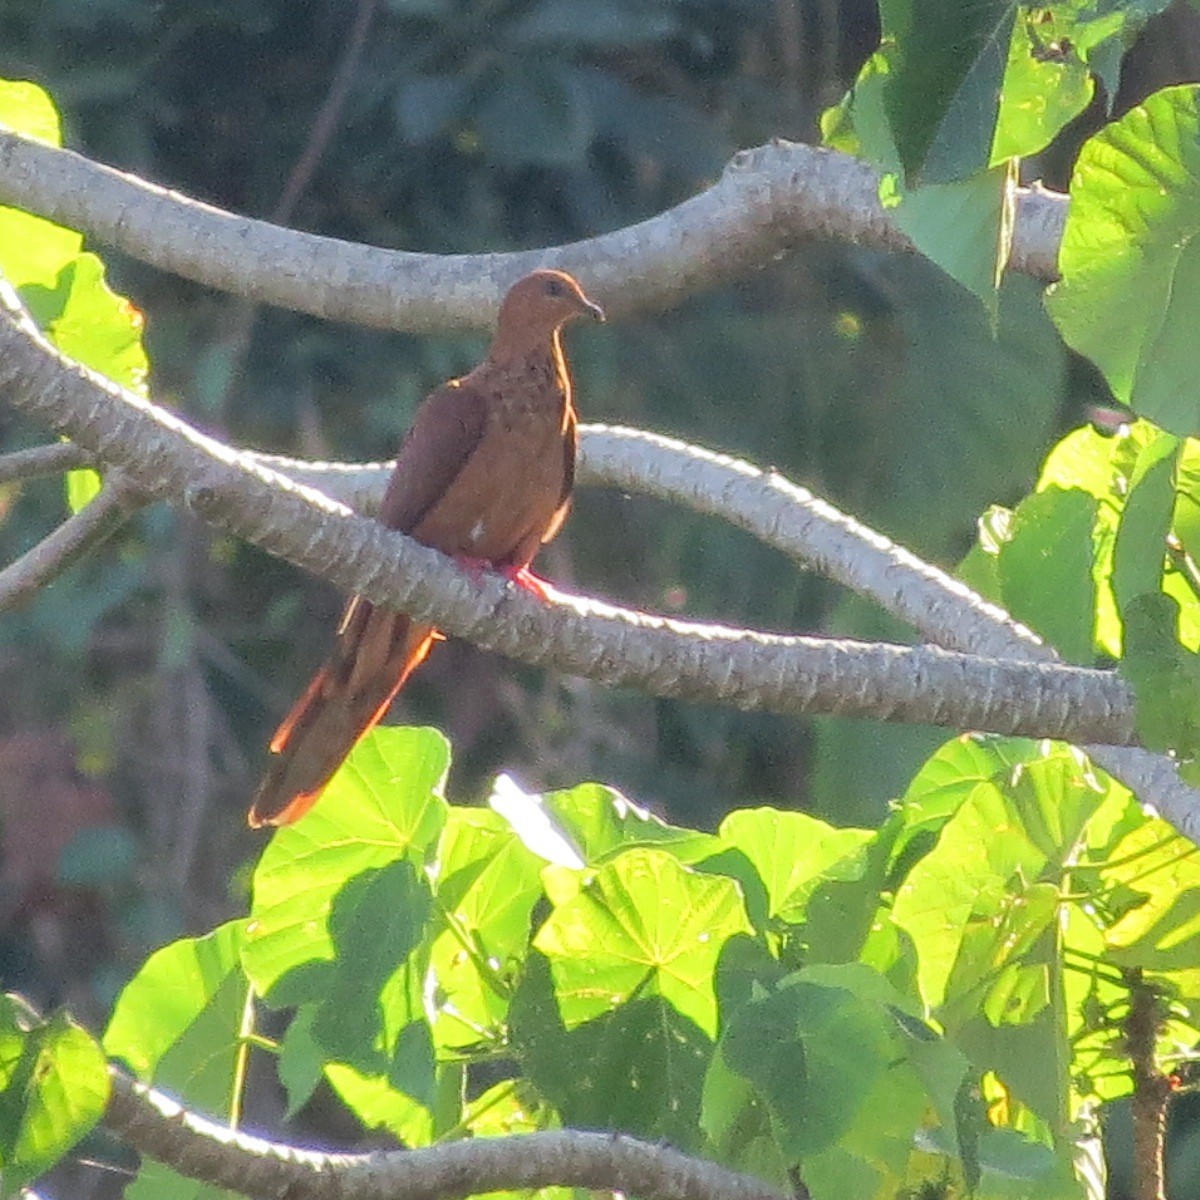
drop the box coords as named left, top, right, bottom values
left=543, top=278, right=564, bottom=297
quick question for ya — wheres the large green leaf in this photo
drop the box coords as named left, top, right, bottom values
left=308, top=861, right=431, bottom=1061
left=0, top=997, right=109, bottom=1198
left=893, top=735, right=1042, bottom=858
left=0, top=86, right=143, bottom=512
left=29, top=253, right=150, bottom=508
left=717, top=808, right=873, bottom=927
left=876, top=2, right=1166, bottom=184
left=824, top=50, right=1013, bottom=307
left=242, top=730, right=453, bottom=1145
left=892, top=742, right=1131, bottom=1128
left=1120, top=593, right=1200, bottom=778
left=1048, top=86, right=1200, bottom=436
left=1095, top=818, right=1200, bottom=973
left=0, top=82, right=82, bottom=289
left=103, top=921, right=248, bottom=1114
left=995, top=486, right=1098, bottom=663
left=879, top=0, right=1015, bottom=184
left=532, top=847, right=752, bottom=1036
left=1055, top=799, right=1200, bottom=1108
left=511, top=953, right=712, bottom=1149
left=700, top=1039, right=791, bottom=1187
left=883, top=272, right=1067, bottom=547
left=1111, top=430, right=1179, bottom=614
left=1030, top=421, right=1175, bottom=657
left=243, top=727, right=449, bottom=1001
left=22, top=254, right=148, bottom=395
left=991, top=10, right=1094, bottom=159
left=718, top=963, right=965, bottom=1181
left=494, top=776, right=715, bottom=867
left=889, top=165, right=1013, bottom=313
left=891, top=742, right=1115, bottom=1014
left=315, top=931, right=450, bottom=1146
left=323, top=1028, right=453, bottom=1148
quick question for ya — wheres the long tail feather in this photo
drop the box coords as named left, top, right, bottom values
left=248, top=604, right=436, bottom=827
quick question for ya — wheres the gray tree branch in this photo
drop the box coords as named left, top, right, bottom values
left=0, top=475, right=143, bottom=613
left=0, top=283, right=1141, bottom=737
left=0, top=440, right=91, bottom=483
left=103, top=1068, right=787, bottom=1200
left=0, top=130, right=1066, bottom=332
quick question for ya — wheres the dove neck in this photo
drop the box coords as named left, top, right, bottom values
left=486, top=325, right=568, bottom=381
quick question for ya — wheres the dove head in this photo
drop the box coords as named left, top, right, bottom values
left=492, top=269, right=604, bottom=354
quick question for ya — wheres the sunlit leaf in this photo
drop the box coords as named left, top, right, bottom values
left=533, top=847, right=752, bottom=1036
left=718, top=808, right=872, bottom=926
left=243, top=727, right=449, bottom=1001
left=498, top=778, right=716, bottom=867
left=1112, top=430, right=1179, bottom=615
left=0, top=81, right=82, bottom=289
left=1048, top=86, right=1200, bottom=436
left=893, top=742, right=1114, bottom=1013
left=0, top=997, right=109, bottom=1197
left=429, top=807, right=544, bottom=1050
left=103, top=921, right=248, bottom=1115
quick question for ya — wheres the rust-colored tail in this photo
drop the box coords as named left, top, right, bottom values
left=248, top=600, right=436, bottom=827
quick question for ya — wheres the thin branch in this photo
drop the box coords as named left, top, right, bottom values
left=105, top=1069, right=787, bottom=1200
left=271, top=0, right=377, bottom=225
left=209, top=0, right=379, bottom=419
left=0, top=131, right=1067, bottom=333
left=0, top=476, right=143, bottom=612
left=0, top=440, right=92, bottom=483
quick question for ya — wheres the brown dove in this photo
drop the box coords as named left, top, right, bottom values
left=248, top=269, right=604, bottom=827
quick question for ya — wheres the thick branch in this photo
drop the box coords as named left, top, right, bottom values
left=243, top=444, right=1200, bottom=843
left=0, top=476, right=143, bottom=612
left=0, top=131, right=1066, bottom=332
left=0, top=280, right=1141, bottom=744
left=106, top=1070, right=786, bottom=1200
left=285, top=429, right=1046, bottom=661
left=3, top=285, right=1199, bottom=841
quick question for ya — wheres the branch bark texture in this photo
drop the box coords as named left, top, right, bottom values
left=0, top=131, right=1066, bottom=332
left=106, top=1070, right=786, bottom=1200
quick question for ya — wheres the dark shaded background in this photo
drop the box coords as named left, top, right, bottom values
left=2, top=2, right=1200, bottom=1195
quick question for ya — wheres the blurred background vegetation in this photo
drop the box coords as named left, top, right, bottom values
left=2, top=4, right=1200, bottom=1189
